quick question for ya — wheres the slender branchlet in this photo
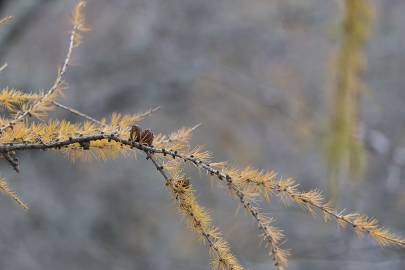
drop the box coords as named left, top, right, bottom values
left=216, top=169, right=405, bottom=248
left=149, top=156, right=244, bottom=270
left=252, top=178, right=405, bottom=247
left=170, top=153, right=405, bottom=248
left=230, top=184, right=288, bottom=270
left=53, top=101, right=104, bottom=126
left=71, top=1, right=91, bottom=48
left=2, top=151, right=19, bottom=172
left=53, top=102, right=160, bottom=131
left=0, top=63, right=7, bottom=73
left=0, top=16, right=13, bottom=25
left=0, top=177, right=27, bottom=210
left=167, top=178, right=244, bottom=270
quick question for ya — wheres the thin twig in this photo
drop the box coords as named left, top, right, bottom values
left=53, top=101, right=160, bottom=130
left=1, top=152, right=19, bottom=172
left=53, top=101, right=103, bottom=126
left=147, top=153, right=216, bottom=248
left=0, top=63, right=7, bottom=72
left=138, top=106, right=161, bottom=119
left=147, top=153, right=243, bottom=269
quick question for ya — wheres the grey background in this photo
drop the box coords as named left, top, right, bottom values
left=0, top=0, right=404, bottom=269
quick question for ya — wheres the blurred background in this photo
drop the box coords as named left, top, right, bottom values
left=0, top=0, right=404, bottom=269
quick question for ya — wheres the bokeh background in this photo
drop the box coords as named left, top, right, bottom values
left=0, top=0, right=404, bottom=269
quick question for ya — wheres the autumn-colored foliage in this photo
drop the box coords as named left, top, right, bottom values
left=0, top=2, right=403, bottom=270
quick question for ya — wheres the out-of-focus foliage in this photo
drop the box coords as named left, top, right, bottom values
left=324, top=0, right=374, bottom=191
